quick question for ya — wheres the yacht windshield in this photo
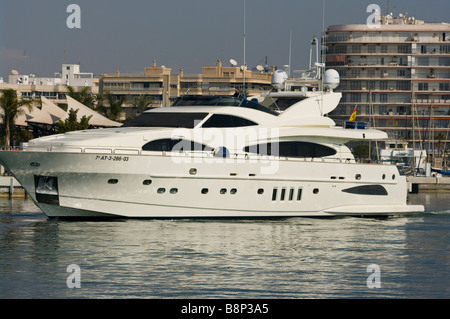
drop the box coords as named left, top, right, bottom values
left=172, top=95, right=279, bottom=116
left=122, top=112, right=208, bottom=128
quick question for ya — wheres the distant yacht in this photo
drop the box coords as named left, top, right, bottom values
left=0, top=62, right=424, bottom=218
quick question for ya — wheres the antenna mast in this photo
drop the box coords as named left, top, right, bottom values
left=243, top=0, right=246, bottom=94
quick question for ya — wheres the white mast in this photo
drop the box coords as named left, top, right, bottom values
left=243, top=0, right=246, bottom=93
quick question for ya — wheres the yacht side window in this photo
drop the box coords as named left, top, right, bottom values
left=243, top=141, right=337, bottom=158
left=201, top=114, right=258, bottom=128
left=142, top=138, right=213, bottom=152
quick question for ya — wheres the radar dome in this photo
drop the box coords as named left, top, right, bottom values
left=271, top=69, right=288, bottom=90
left=323, top=69, right=340, bottom=89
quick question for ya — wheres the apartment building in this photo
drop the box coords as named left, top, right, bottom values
left=1, top=64, right=97, bottom=106
left=325, top=14, right=450, bottom=149
left=99, top=59, right=274, bottom=118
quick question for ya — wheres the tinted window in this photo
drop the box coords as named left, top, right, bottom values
left=342, top=185, right=388, bottom=196
left=202, top=114, right=257, bottom=128
left=123, top=112, right=208, bottom=128
left=142, top=138, right=213, bottom=152
left=244, top=141, right=337, bottom=158
left=172, top=95, right=279, bottom=116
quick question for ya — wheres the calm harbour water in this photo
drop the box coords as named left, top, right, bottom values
left=0, top=193, right=449, bottom=299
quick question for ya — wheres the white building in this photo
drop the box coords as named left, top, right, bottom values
left=61, top=64, right=94, bottom=87
left=1, top=64, right=98, bottom=104
left=325, top=14, right=450, bottom=150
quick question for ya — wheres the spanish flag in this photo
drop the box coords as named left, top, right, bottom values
left=349, top=106, right=357, bottom=122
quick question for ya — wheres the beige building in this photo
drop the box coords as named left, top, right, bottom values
left=99, top=60, right=274, bottom=118
left=0, top=64, right=98, bottom=107
left=325, top=14, right=450, bottom=152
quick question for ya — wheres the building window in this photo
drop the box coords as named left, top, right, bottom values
left=350, top=81, right=361, bottom=90
left=397, top=70, right=406, bottom=77
left=418, top=83, right=429, bottom=91
left=350, top=93, right=361, bottom=102
left=396, top=81, right=410, bottom=91
left=398, top=45, right=410, bottom=54
left=439, top=83, right=450, bottom=91
left=352, top=45, right=361, bottom=53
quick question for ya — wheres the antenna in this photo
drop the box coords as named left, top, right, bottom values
left=243, top=0, right=246, bottom=93
left=288, top=30, right=292, bottom=77
left=230, top=59, right=237, bottom=66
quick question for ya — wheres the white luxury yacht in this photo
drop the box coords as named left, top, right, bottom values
left=0, top=67, right=424, bottom=218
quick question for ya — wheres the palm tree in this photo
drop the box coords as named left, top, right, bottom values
left=94, top=93, right=108, bottom=117
left=56, top=108, right=92, bottom=133
left=133, top=95, right=154, bottom=115
left=66, top=85, right=95, bottom=108
left=0, top=89, right=33, bottom=147
left=105, top=92, right=125, bottom=121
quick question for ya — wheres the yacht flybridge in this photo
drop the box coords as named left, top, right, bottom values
left=0, top=69, right=424, bottom=218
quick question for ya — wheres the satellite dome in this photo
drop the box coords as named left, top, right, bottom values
left=271, top=69, right=288, bottom=90
left=323, top=69, right=340, bottom=89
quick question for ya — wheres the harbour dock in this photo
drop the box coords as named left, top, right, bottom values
left=407, top=176, right=450, bottom=193
left=0, top=176, right=28, bottom=198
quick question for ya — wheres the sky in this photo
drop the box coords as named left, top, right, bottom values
left=1, top=0, right=449, bottom=79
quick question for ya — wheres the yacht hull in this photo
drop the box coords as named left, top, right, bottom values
left=0, top=150, right=424, bottom=218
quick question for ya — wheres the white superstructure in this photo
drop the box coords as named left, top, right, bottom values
left=0, top=67, right=424, bottom=218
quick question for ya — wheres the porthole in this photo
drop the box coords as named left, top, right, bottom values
left=392, top=174, right=396, bottom=180
left=157, top=188, right=166, bottom=194
left=257, top=188, right=264, bottom=194
left=382, top=174, right=386, bottom=180
left=201, top=188, right=209, bottom=194
left=313, top=188, right=319, bottom=194
left=108, top=179, right=118, bottom=184
left=230, top=188, right=237, bottom=194
left=220, top=188, right=227, bottom=194
left=189, top=168, right=197, bottom=175
left=170, top=188, right=178, bottom=194
left=355, top=174, right=361, bottom=180
left=143, top=179, right=152, bottom=185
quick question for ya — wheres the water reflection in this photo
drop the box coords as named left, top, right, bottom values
left=0, top=195, right=449, bottom=298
